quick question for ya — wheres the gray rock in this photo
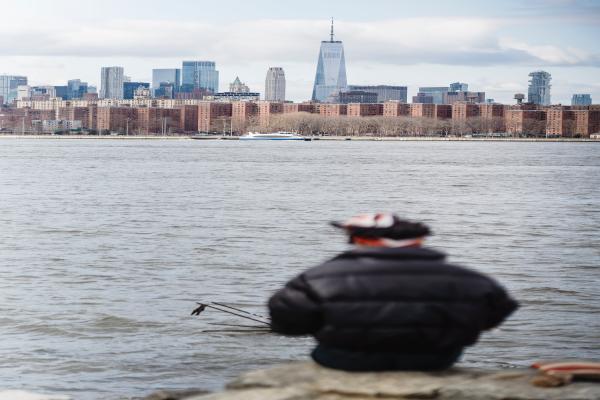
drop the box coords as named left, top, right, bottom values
left=184, top=362, right=600, bottom=400
left=142, top=389, right=210, bottom=400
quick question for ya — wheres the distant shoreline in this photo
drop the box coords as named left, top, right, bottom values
left=0, top=134, right=598, bottom=142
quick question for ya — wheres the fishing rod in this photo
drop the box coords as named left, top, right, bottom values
left=191, top=302, right=271, bottom=327
left=212, top=302, right=269, bottom=321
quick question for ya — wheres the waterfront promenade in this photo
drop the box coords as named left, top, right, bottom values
left=1, top=134, right=599, bottom=142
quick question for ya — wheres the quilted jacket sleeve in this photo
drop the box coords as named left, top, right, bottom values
left=268, top=274, right=322, bottom=335
left=483, top=281, right=519, bottom=330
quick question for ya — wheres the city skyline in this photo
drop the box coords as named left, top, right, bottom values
left=0, top=0, right=598, bottom=103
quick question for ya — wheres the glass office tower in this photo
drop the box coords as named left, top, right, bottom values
left=0, top=75, right=28, bottom=104
left=311, top=20, right=347, bottom=102
left=100, top=66, right=124, bottom=99
left=528, top=71, right=552, bottom=106
left=181, top=61, right=219, bottom=93
left=152, top=69, right=181, bottom=96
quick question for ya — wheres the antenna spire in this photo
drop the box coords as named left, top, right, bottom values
left=330, top=18, right=334, bottom=42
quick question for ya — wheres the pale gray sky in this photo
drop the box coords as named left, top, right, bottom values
left=0, top=0, right=598, bottom=103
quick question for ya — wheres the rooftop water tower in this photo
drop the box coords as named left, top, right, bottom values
left=514, top=93, right=525, bottom=105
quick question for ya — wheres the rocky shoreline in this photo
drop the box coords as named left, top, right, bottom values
left=0, top=134, right=599, bottom=142
left=3, top=362, right=600, bottom=399
left=140, top=361, right=600, bottom=400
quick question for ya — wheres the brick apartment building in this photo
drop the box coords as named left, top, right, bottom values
left=136, top=107, right=182, bottom=134
left=257, top=101, right=284, bottom=127
left=0, top=107, right=54, bottom=132
left=505, top=108, right=547, bottom=136
left=573, top=107, right=600, bottom=137
left=320, top=104, right=347, bottom=117
left=546, top=107, right=574, bottom=137
left=283, top=103, right=317, bottom=114
left=232, top=101, right=259, bottom=133
left=198, top=102, right=232, bottom=133
left=383, top=102, right=410, bottom=117
left=435, top=104, right=452, bottom=119
left=347, top=103, right=383, bottom=117
left=178, top=105, right=199, bottom=132
left=452, top=102, right=479, bottom=120
left=58, top=107, right=90, bottom=128
left=547, top=106, right=600, bottom=137
left=97, top=107, right=137, bottom=133
left=410, top=103, right=436, bottom=118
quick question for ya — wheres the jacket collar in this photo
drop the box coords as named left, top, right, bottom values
left=335, top=246, right=446, bottom=261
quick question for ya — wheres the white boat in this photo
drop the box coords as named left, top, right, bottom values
left=239, top=132, right=306, bottom=141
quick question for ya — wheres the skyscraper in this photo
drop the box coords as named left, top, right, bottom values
left=123, top=82, right=150, bottom=100
left=527, top=71, right=551, bottom=106
left=181, top=61, right=219, bottom=93
left=0, top=75, right=27, bottom=104
left=311, top=19, right=348, bottom=102
left=230, top=77, right=250, bottom=93
left=100, top=66, right=124, bottom=99
left=572, top=94, right=592, bottom=106
left=449, top=82, right=468, bottom=92
left=152, top=69, right=181, bottom=96
left=417, top=87, right=449, bottom=104
left=265, top=68, right=286, bottom=101
left=67, top=79, right=88, bottom=100
left=348, top=85, right=407, bottom=102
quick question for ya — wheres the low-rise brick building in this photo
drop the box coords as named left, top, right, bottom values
left=258, top=101, right=284, bottom=127
left=319, top=104, right=347, bottom=117
left=232, top=101, right=259, bottom=133
left=546, top=107, right=574, bottom=137
left=136, top=107, right=182, bottom=134
left=410, top=103, right=435, bottom=118
left=452, top=102, right=479, bottom=121
left=283, top=103, right=317, bottom=114
left=198, top=102, right=232, bottom=133
left=434, top=104, right=452, bottom=119
left=96, top=107, right=137, bottom=133
left=573, top=107, right=600, bottom=137
left=505, top=108, right=546, bottom=136
left=383, top=102, right=410, bottom=117
left=177, top=105, right=199, bottom=132
left=347, top=103, right=383, bottom=117
left=58, top=107, right=90, bottom=129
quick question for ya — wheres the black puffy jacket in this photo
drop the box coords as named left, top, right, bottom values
left=268, top=247, right=518, bottom=352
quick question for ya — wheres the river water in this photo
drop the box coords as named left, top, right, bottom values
left=0, top=139, right=599, bottom=399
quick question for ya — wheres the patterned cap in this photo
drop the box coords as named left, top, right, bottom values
left=331, top=213, right=431, bottom=240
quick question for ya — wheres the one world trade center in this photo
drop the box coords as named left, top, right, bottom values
left=311, top=20, right=348, bottom=102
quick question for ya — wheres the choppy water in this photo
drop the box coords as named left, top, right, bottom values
left=0, top=139, right=599, bottom=399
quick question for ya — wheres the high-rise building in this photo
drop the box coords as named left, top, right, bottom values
left=230, top=77, right=250, bottom=93
left=338, top=91, right=378, bottom=104
left=100, top=66, right=125, bottom=99
left=265, top=68, right=286, bottom=101
left=528, top=71, right=551, bottom=106
left=54, top=86, right=68, bottom=100
left=67, top=79, right=88, bottom=100
left=181, top=61, right=219, bottom=93
left=348, top=85, right=407, bottom=102
left=152, top=69, right=181, bottom=96
left=449, top=82, right=468, bottom=92
left=123, top=82, right=150, bottom=100
left=0, top=75, right=27, bottom=104
left=417, top=87, right=448, bottom=104
left=572, top=94, right=592, bottom=106
left=154, top=82, right=176, bottom=99
left=311, top=20, right=348, bottom=102
left=443, top=91, right=485, bottom=105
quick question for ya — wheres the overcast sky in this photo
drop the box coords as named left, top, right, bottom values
left=1, top=0, right=598, bottom=103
